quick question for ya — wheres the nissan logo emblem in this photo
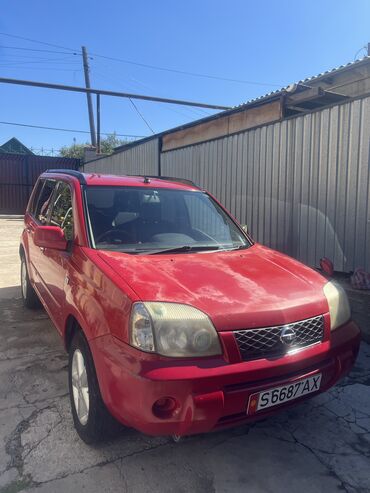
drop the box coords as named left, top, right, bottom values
left=280, top=326, right=296, bottom=345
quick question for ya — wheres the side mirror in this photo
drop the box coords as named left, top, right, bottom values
left=241, top=224, right=248, bottom=234
left=34, top=226, right=68, bottom=251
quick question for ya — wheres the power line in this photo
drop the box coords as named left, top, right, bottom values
left=0, top=77, right=231, bottom=109
left=0, top=52, right=79, bottom=61
left=91, top=52, right=282, bottom=87
left=92, top=62, right=212, bottom=118
left=0, top=56, right=79, bottom=66
left=0, top=32, right=281, bottom=87
left=0, top=32, right=77, bottom=53
left=128, top=98, right=155, bottom=134
left=0, top=120, right=145, bottom=138
left=0, top=67, right=81, bottom=72
left=94, top=59, right=213, bottom=119
left=89, top=62, right=157, bottom=134
left=0, top=45, right=80, bottom=56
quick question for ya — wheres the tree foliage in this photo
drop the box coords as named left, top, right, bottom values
left=59, top=142, right=86, bottom=160
left=59, top=133, right=128, bottom=161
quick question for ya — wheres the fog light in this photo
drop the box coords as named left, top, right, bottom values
left=152, top=397, right=179, bottom=419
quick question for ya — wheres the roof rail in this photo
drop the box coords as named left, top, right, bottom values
left=131, top=175, right=198, bottom=188
left=45, top=169, right=86, bottom=185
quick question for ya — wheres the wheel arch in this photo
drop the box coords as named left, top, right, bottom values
left=64, top=314, right=83, bottom=353
left=64, top=307, right=98, bottom=353
left=19, top=243, right=25, bottom=258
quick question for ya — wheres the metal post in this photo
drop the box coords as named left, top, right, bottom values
left=96, top=93, right=101, bottom=154
left=82, top=46, right=97, bottom=147
left=158, top=136, right=162, bottom=176
left=0, top=77, right=231, bottom=110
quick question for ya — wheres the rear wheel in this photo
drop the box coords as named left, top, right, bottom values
left=20, top=255, right=40, bottom=309
left=68, top=330, right=121, bottom=444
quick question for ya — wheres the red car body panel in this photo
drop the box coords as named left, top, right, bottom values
left=90, top=321, right=359, bottom=435
left=97, top=244, right=329, bottom=335
left=20, top=171, right=361, bottom=437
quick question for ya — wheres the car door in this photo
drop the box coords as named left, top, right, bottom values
left=36, top=180, right=74, bottom=331
left=25, top=178, right=57, bottom=297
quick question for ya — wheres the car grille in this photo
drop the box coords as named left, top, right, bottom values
left=234, top=315, right=324, bottom=361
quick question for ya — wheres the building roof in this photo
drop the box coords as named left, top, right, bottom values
left=0, top=137, right=34, bottom=155
left=233, top=55, right=370, bottom=109
left=104, top=55, right=370, bottom=156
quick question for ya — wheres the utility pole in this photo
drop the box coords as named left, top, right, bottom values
left=96, top=94, right=101, bottom=154
left=81, top=46, right=96, bottom=147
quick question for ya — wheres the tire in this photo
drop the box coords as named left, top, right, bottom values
left=20, top=254, right=40, bottom=309
left=68, top=330, right=121, bottom=444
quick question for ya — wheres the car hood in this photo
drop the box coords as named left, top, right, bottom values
left=97, top=244, right=329, bottom=331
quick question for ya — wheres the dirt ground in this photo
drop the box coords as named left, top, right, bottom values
left=0, top=216, right=370, bottom=493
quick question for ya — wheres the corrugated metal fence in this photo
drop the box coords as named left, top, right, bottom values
left=0, top=153, right=80, bottom=214
left=83, top=138, right=159, bottom=176
left=162, top=97, right=370, bottom=272
left=82, top=96, right=370, bottom=272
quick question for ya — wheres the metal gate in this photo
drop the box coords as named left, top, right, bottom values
left=0, top=153, right=80, bottom=214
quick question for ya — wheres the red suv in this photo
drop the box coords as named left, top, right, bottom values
left=20, top=169, right=360, bottom=443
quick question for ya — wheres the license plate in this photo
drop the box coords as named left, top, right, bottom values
left=247, top=373, right=322, bottom=415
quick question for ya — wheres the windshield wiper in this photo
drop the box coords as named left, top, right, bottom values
left=141, top=245, right=221, bottom=255
left=220, top=244, right=249, bottom=252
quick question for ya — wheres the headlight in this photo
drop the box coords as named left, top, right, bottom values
left=130, top=302, right=222, bottom=357
left=323, top=281, right=351, bottom=330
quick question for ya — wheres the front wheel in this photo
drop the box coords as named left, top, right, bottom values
left=68, top=330, right=121, bottom=444
left=20, top=255, right=40, bottom=309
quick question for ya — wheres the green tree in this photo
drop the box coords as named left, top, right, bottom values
left=59, top=141, right=86, bottom=160
left=59, top=133, right=128, bottom=161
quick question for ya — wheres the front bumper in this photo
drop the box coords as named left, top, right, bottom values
left=91, top=320, right=360, bottom=436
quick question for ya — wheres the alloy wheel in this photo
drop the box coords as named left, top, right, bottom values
left=21, top=259, right=27, bottom=299
left=71, top=349, right=90, bottom=425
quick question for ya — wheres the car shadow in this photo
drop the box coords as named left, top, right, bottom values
left=0, top=284, right=22, bottom=300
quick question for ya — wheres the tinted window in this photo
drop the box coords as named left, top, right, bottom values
left=184, top=193, right=233, bottom=242
left=34, top=179, right=56, bottom=224
left=29, top=180, right=44, bottom=215
left=49, top=182, right=74, bottom=241
left=86, top=186, right=249, bottom=254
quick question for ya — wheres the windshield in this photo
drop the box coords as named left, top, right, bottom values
left=85, top=186, right=250, bottom=254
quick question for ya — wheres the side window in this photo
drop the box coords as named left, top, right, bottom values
left=34, top=179, right=56, bottom=224
left=28, top=180, right=43, bottom=215
left=49, top=182, right=74, bottom=241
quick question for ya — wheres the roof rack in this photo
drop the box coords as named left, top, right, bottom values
left=131, top=175, right=198, bottom=188
left=45, top=169, right=86, bottom=185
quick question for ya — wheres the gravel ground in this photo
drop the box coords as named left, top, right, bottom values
left=0, top=216, right=369, bottom=493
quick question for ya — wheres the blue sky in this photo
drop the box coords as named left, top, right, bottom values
left=0, top=0, right=369, bottom=153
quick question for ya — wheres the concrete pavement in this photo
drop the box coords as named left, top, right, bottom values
left=0, top=216, right=369, bottom=493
